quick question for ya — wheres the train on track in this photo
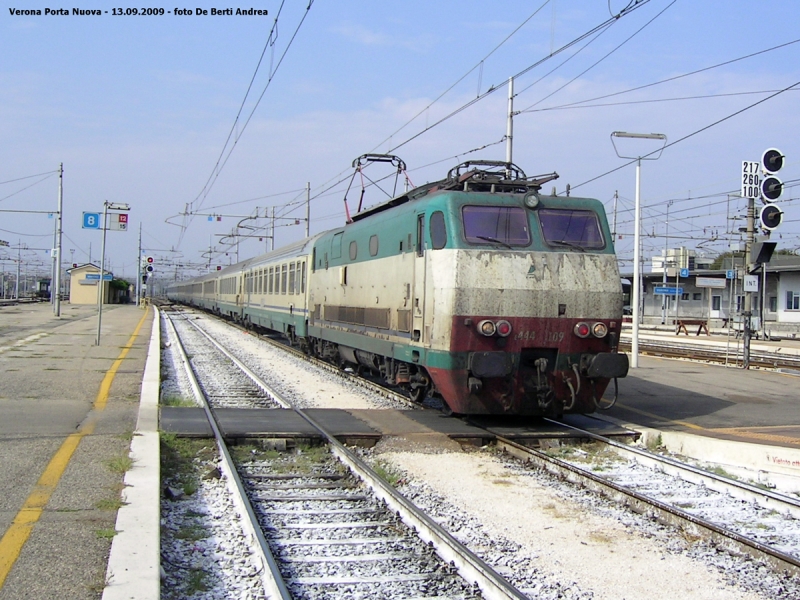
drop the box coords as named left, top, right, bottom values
left=167, top=159, right=628, bottom=416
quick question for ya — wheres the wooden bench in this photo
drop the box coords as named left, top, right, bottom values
left=675, top=319, right=709, bottom=336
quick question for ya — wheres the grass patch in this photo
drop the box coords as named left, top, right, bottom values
left=708, top=465, right=738, bottom=480
left=230, top=444, right=281, bottom=463
left=96, top=497, right=126, bottom=511
left=161, top=394, right=197, bottom=407
left=372, top=460, right=405, bottom=487
left=174, top=522, right=208, bottom=542
left=185, top=569, right=210, bottom=595
left=646, top=433, right=663, bottom=451
left=106, top=455, right=134, bottom=475
left=95, top=528, right=118, bottom=539
left=161, top=434, right=216, bottom=496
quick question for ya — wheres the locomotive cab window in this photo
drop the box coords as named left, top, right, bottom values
left=538, top=208, right=605, bottom=250
left=462, top=205, right=530, bottom=247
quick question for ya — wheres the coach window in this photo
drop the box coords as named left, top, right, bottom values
left=301, top=261, right=306, bottom=293
left=349, top=240, right=357, bottom=261
left=289, top=262, right=296, bottom=295
left=430, top=211, right=447, bottom=250
left=281, top=264, right=288, bottom=294
left=369, top=235, right=378, bottom=257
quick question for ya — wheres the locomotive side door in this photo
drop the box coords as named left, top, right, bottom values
left=412, top=213, right=429, bottom=346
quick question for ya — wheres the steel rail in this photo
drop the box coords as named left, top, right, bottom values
left=163, top=310, right=293, bottom=600
left=495, top=434, right=800, bottom=578
left=174, top=310, right=529, bottom=600
left=545, top=418, right=800, bottom=519
left=619, top=336, right=800, bottom=371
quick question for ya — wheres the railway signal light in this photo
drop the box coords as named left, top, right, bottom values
left=762, top=148, right=784, bottom=174
left=761, top=176, right=783, bottom=201
left=760, top=203, right=783, bottom=231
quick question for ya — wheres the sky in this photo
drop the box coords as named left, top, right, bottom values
left=2, top=0, right=800, bottom=284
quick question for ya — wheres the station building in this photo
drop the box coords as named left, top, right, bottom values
left=67, top=263, right=116, bottom=305
left=624, top=252, right=800, bottom=337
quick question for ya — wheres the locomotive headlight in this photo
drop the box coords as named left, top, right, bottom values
left=496, top=320, right=512, bottom=337
left=477, top=320, right=496, bottom=336
left=574, top=322, right=590, bottom=338
left=592, top=322, right=608, bottom=338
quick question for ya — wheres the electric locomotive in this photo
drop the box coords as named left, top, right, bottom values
left=167, top=159, right=628, bottom=416
left=306, top=160, right=628, bottom=415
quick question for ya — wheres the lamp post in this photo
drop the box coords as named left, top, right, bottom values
left=96, top=201, right=130, bottom=346
left=611, top=131, right=667, bottom=369
left=662, top=199, right=673, bottom=324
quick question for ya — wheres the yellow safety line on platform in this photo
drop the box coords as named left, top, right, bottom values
left=0, top=308, right=150, bottom=590
left=615, top=402, right=706, bottom=430
left=706, top=428, right=800, bottom=447
left=617, top=403, right=800, bottom=446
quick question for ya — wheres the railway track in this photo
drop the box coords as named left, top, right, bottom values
left=162, top=304, right=800, bottom=594
left=162, top=306, right=531, bottom=599
left=497, top=421, right=800, bottom=579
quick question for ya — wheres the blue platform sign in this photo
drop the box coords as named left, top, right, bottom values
left=82, top=212, right=101, bottom=229
left=726, top=270, right=735, bottom=279
left=679, top=268, right=689, bottom=278
left=654, top=286, right=683, bottom=295
left=85, top=273, right=112, bottom=281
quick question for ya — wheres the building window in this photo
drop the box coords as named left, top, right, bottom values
left=787, top=291, right=800, bottom=310
left=681, top=293, right=689, bottom=301
left=692, top=293, right=702, bottom=301
left=712, top=295, right=721, bottom=311
left=769, top=296, right=778, bottom=313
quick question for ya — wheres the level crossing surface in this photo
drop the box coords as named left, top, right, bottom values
left=0, top=302, right=151, bottom=600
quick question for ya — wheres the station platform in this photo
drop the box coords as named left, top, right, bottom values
left=0, top=302, right=153, bottom=600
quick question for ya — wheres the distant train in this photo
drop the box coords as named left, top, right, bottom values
left=167, top=160, right=628, bottom=415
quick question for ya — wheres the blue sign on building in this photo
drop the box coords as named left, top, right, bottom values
left=726, top=270, right=735, bottom=279
left=654, top=287, right=684, bottom=295
left=679, top=268, right=689, bottom=278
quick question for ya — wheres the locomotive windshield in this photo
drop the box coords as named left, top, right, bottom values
left=462, top=205, right=531, bottom=247
left=538, top=208, right=605, bottom=250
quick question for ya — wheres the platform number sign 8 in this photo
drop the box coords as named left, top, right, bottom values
left=742, top=161, right=760, bottom=199
left=82, top=212, right=101, bottom=229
